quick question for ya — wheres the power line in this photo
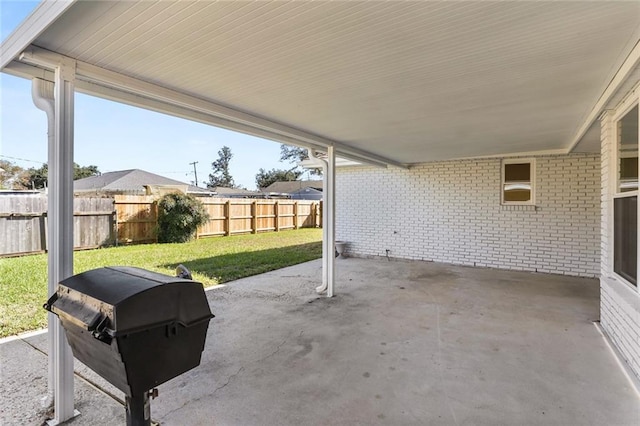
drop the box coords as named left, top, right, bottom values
left=0, top=154, right=46, bottom=165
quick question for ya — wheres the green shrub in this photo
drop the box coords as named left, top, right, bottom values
left=157, top=193, right=209, bottom=243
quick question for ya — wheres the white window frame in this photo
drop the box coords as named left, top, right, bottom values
left=501, top=158, right=536, bottom=205
left=610, top=94, right=639, bottom=291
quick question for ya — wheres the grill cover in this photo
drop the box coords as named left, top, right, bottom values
left=45, top=266, right=213, bottom=396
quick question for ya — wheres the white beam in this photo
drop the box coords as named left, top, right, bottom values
left=568, top=39, right=640, bottom=152
left=4, top=61, right=392, bottom=168
left=0, top=1, right=75, bottom=70
left=17, top=47, right=406, bottom=169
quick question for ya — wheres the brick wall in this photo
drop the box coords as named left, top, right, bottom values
left=599, top=110, right=640, bottom=381
left=600, top=279, right=640, bottom=380
left=336, top=153, right=600, bottom=277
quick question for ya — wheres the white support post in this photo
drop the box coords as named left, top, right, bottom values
left=326, top=146, right=336, bottom=297
left=50, top=58, right=77, bottom=425
left=321, top=172, right=328, bottom=292
left=31, top=58, right=78, bottom=425
left=311, top=148, right=336, bottom=297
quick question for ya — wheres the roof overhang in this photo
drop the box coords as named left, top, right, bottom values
left=3, top=1, right=640, bottom=165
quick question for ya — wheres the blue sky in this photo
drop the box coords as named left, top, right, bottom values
left=0, top=1, right=300, bottom=189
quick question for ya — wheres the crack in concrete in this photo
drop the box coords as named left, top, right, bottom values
left=20, top=337, right=126, bottom=408
left=212, top=366, right=244, bottom=395
left=159, top=333, right=299, bottom=421
left=158, top=366, right=245, bottom=422
left=256, top=338, right=288, bottom=363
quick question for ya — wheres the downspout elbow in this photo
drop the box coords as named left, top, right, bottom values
left=32, top=78, right=55, bottom=117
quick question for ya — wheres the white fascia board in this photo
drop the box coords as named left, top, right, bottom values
left=568, top=39, right=640, bottom=152
left=4, top=59, right=391, bottom=169
left=299, top=158, right=365, bottom=169
left=451, top=148, right=568, bottom=162
left=0, top=1, right=76, bottom=70
left=16, top=47, right=403, bottom=169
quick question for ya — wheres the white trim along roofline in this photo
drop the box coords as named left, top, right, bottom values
left=0, top=0, right=76, bottom=70
left=568, top=39, right=640, bottom=153
left=3, top=39, right=406, bottom=169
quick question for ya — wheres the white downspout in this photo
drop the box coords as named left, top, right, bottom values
left=309, top=148, right=336, bottom=297
left=31, top=78, right=56, bottom=409
left=309, top=150, right=328, bottom=294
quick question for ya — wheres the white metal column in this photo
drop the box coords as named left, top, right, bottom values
left=325, top=146, right=336, bottom=297
left=31, top=59, right=78, bottom=424
left=311, top=147, right=336, bottom=297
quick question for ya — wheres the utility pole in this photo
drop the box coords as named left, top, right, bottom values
left=190, top=161, right=199, bottom=187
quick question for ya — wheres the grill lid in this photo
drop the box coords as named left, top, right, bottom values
left=46, top=266, right=213, bottom=337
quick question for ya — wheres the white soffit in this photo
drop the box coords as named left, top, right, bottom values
left=4, top=1, right=640, bottom=164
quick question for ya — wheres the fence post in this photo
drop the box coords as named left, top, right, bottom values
left=274, top=201, right=279, bottom=232
left=153, top=200, right=159, bottom=243
left=40, top=212, right=49, bottom=252
left=111, top=210, right=117, bottom=246
left=293, top=202, right=299, bottom=229
left=225, top=200, right=231, bottom=236
left=252, top=200, right=258, bottom=234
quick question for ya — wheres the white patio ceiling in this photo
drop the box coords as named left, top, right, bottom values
left=2, top=1, right=640, bottom=166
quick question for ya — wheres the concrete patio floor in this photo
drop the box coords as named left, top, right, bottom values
left=1, top=257, right=639, bottom=425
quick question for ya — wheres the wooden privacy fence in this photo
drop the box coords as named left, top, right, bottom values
left=114, top=195, right=321, bottom=245
left=115, top=195, right=158, bottom=244
left=0, top=195, right=115, bottom=257
left=197, top=199, right=319, bottom=237
left=0, top=195, right=321, bottom=256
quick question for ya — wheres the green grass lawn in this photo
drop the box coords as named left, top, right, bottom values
left=0, top=228, right=322, bottom=338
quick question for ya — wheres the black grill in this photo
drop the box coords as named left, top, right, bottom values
left=44, top=266, right=214, bottom=425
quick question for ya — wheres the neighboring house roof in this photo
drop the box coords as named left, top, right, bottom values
left=262, top=180, right=323, bottom=194
left=74, top=169, right=212, bottom=195
left=213, top=186, right=263, bottom=198
left=288, top=187, right=323, bottom=200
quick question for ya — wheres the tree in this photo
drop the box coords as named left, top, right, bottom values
left=25, top=163, right=101, bottom=189
left=156, top=193, right=209, bottom=243
left=74, top=164, right=100, bottom=180
left=280, top=144, right=322, bottom=176
left=207, top=146, right=235, bottom=188
left=280, top=145, right=309, bottom=163
left=255, top=168, right=303, bottom=189
left=26, top=164, right=48, bottom=189
left=0, top=160, right=29, bottom=190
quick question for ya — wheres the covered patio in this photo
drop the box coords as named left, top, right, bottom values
left=1, top=2, right=640, bottom=423
left=2, top=257, right=638, bottom=425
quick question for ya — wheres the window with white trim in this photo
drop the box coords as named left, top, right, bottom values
left=613, top=104, right=638, bottom=287
left=501, top=159, right=535, bottom=205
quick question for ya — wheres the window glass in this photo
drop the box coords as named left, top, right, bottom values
left=503, top=162, right=531, bottom=202
left=618, top=105, right=638, bottom=192
left=614, top=196, right=637, bottom=286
